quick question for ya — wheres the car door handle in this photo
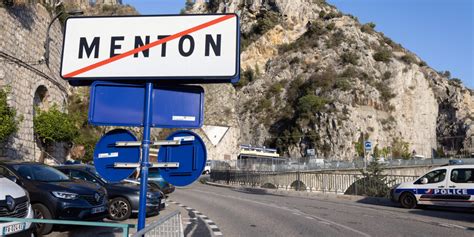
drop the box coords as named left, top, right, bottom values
left=448, top=185, right=456, bottom=188
left=438, top=186, right=445, bottom=188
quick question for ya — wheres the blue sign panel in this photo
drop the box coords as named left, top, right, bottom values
left=94, top=129, right=140, bottom=182
left=364, top=141, right=372, bottom=151
left=157, top=130, right=207, bottom=186
left=89, top=81, right=204, bottom=128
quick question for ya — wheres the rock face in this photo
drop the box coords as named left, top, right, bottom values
left=188, top=0, right=473, bottom=160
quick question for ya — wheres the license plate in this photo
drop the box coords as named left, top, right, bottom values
left=2, top=223, right=25, bottom=235
left=91, top=206, right=106, bottom=214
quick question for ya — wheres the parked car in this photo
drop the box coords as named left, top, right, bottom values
left=126, top=168, right=175, bottom=196
left=0, top=162, right=107, bottom=235
left=0, top=175, right=35, bottom=236
left=56, top=165, right=164, bottom=221
left=202, top=161, right=211, bottom=175
left=391, top=164, right=474, bottom=209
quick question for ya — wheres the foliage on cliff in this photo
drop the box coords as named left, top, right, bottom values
left=0, top=88, right=19, bottom=142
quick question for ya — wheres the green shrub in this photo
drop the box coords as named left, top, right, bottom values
left=269, top=82, right=284, bottom=94
left=383, top=71, right=392, bottom=80
left=373, top=48, right=393, bottom=62
left=327, top=30, right=344, bottom=48
left=256, top=98, right=272, bottom=111
left=234, top=68, right=256, bottom=89
left=34, top=106, right=77, bottom=145
left=254, top=11, right=280, bottom=35
left=361, top=22, right=376, bottom=33
left=326, top=22, right=335, bottom=31
left=449, top=78, right=462, bottom=85
left=289, top=57, right=300, bottom=65
left=341, top=66, right=359, bottom=78
left=297, top=94, right=327, bottom=115
left=334, top=78, right=351, bottom=91
left=391, top=137, right=411, bottom=159
left=308, top=68, right=337, bottom=89
left=340, top=51, right=359, bottom=65
left=400, top=54, right=416, bottom=64
left=323, top=11, right=342, bottom=20
left=375, top=82, right=396, bottom=102
left=0, top=88, right=18, bottom=142
left=418, top=60, right=427, bottom=67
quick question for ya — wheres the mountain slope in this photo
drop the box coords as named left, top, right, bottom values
left=188, top=0, right=473, bottom=160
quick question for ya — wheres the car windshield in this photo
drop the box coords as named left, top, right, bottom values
left=12, top=164, right=70, bottom=182
left=88, top=167, right=108, bottom=183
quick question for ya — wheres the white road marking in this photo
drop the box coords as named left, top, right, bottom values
left=209, top=224, right=219, bottom=229
left=214, top=232, right=223, bottom=236
left=293, top=212, right=301, bottom=216
left=190, top=189, right=371, bottom=237
left=305, top=216, right=314, bottom=220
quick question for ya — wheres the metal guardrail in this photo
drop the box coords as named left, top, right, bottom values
left=211, top=158, right=474, bottom=172
left=0, top=217, right=133, bottom=237
left=211, top=170, right=418, bottom=197
left=132, top=210, right=183, bottom=237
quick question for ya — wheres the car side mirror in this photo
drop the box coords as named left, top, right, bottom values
left=421, top=177, right=428, bottom=184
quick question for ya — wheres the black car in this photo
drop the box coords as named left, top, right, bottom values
left=56, top=165, right=164, bottom=221
left=0, top=162, right=108, bottom=235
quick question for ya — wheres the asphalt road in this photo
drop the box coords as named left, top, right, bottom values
left=171, top=183, right=474, bottom=237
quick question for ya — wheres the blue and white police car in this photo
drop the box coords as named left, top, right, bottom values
left=391, top=164, right=473, bottom=209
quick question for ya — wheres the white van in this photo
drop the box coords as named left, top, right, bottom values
left=0, top=176, right=34, bottom=236
left=391, top=164, right=474, bottom=209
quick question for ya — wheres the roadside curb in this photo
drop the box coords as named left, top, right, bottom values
left=168, top=200, right=223, bottom=236
left=205, top=181, right=395, bottom=207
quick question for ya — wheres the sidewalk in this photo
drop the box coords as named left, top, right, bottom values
left=205, top=181, right=397, bottom=207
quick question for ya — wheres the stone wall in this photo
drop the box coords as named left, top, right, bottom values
left=0, top=4, right=70, bottom=162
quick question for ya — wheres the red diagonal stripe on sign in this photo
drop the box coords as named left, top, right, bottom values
left=63, top=14, right=236, bottom=78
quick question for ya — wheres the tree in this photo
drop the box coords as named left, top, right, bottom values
left=391, top=137, right=411, bottom=159
left=0, top=88, right=19, bottom=142
left=68, top=92, right=103, bottom=163
left=34, top=106, right=77, bottom=162
left=359, top=160, right=391, bottom=197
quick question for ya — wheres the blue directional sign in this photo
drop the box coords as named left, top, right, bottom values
left=89, top=81, right=204, bottom=128
left=364, top=141, right=372, bottom=151
left=94, top=129, right=140, bottom=182
left=157, top=130, right=207, bottom=186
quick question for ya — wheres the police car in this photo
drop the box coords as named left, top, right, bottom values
left=391, top=164, right=473, bottom=208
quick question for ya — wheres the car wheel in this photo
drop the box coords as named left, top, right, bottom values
left=32, top=203, right=53, bottom=235
left=108, top=197, right=132, bottom=221
left=400, top=192, right=417, bottom=209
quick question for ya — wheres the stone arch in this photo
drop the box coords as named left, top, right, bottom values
left=33, top=85, right=49, bottom=162
left=261, top=183, right=277, bottom=189
left=33, top=85, right=49, bottom=112
left=290, top=180, right=307, bottom=191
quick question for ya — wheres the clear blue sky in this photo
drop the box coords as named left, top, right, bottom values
left=123, top=0, right=474, bottom=89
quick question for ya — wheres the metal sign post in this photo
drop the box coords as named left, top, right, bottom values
left=61, top=13, right=241, bottom=233
left=137, top=82, right=153, bottom=230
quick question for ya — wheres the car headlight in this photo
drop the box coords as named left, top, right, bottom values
left=52, top=191, right=79, bottom=200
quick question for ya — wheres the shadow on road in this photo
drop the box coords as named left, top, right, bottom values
left=355, top=197, right=398, bottom=207
left=231, top=187, right=286, bottom=197
left=408, top=206, right=474, bottom=223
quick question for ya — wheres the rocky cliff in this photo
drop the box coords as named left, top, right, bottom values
left=187, top=0, right=473, bottom=160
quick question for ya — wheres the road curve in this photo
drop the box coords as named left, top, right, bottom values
left=172, top=183, right=474, bottom=237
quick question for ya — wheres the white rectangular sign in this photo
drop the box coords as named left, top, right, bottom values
left=60, top=14, right=239, bottom=82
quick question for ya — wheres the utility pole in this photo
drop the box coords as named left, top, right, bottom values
left=363, top=132, right=366, bottom=171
